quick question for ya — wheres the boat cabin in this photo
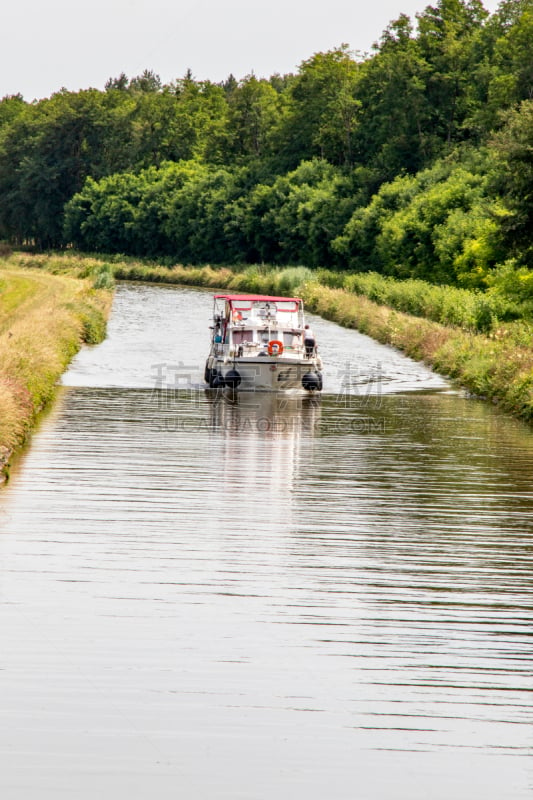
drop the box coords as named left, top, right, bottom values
left=211, top=294, right=306, bottom=357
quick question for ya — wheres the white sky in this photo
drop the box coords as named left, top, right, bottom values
left=1, top=0, right=502, bottom=101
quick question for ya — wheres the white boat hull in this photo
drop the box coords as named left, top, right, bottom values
left=206, top=356, right=322, bottom=393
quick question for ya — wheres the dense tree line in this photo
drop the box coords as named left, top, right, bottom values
left=1, top=0, right=532, bottom=287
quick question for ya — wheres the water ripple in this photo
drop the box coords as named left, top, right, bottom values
left=1, top=285, right=533, bottom=799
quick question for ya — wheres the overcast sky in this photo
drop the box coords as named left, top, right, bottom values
left=1, top=0, right=501, bottom=101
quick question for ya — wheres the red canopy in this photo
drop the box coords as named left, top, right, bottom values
left=214, top=294, right=301, bottom=304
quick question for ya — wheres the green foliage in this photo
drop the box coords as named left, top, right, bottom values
left=64, top=158, right=355, bottom=267
left=272, top=47, right=360, bottom=170
left=76, top=300, right=109, bottom=343
left=333, top=149, right=513, bottom=285
left=1, top=1, right=532, bottom=300
left=226, top=76, right=282, bottom=159
left=354, top=15, right=436, bottom=176
left=415, top=0, right=489, bottom=144
left=162, top=164, right=249, bottom=263
left=467, top=1, right=533, bottom=133
left=315, top=269, right=519, bottom=332
left=486, top=259, right=533, bottom=318
left=92, top=263, right=115, bottom=290
left=490, top=99, right=533, bottom=264
left=238, top=159, right=356, bottom=265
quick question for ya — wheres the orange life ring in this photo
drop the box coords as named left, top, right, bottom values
left=268, top=340, right=283, bottom=356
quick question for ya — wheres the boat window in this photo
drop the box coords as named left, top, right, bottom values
left=232, top=301, right=252, bottom=313
left=276, top=301, right=299, bottom=312
left=259, top=330, right=275, bottom=345
left=232, top=329, right=253, bottom=345
left=256, top=302, right=276, bottom=317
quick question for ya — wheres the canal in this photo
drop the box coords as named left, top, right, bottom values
left=1, top=283, right=532, bottom=799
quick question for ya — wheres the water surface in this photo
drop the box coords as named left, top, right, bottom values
left=1, top=284, right=532, bottom=799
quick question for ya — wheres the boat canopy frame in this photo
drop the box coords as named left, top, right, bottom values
left=213, top=294, right=302, bottom=304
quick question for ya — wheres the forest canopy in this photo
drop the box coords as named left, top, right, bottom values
left=0, top=0, right=532, bottom=288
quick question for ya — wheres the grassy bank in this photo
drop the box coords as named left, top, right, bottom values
left=0, top=259, right=112, bottom=481
left=4, top=251, right=532, bottom=424
left=301, top=282, right=533, bottom=420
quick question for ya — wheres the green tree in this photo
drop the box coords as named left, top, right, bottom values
left=128, top=69, right=163, bottom=93
left=334, top=151, right=506, bottom=283
left=491, top=99, right=533, bottom=264
left=236, top=159, right=353, bottom=265
left=0, top=90, right=117, bottom=246
left=64, top=171, right=146, bottom=253
left=159, top=162, right=249, bottom=262
left=354, top=15, right=434, bottom=177
left=416, top=0, right=488, bottom=145
left=0, top=94, right=26, bottom=130
left=226, top=75, right=282, bottom=159
left=464, top=0, right=533, bottom=135
left=274, top=47, right=360, bottom=169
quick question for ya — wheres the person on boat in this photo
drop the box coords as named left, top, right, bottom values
left=232, top=309, right=243, bottom=322
left=304, top=324, right=316, bottom=358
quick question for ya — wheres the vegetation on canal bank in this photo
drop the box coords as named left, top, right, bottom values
left=3, top=251, right=531, bottom=425
left=0, top=258, right=112, bottom=481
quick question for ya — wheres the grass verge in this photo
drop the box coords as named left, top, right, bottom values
left=0, top=260, right=112, bottom=482
left=300, top=282, right=533, bottom=421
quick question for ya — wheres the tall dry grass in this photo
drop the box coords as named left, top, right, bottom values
left=0, top=265, right=112, bottom=478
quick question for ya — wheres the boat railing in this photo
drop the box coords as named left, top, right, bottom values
left=226, top=343, right=307, bottom=359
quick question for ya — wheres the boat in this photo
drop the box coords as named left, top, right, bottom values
left=204, top=294, right=323, bottom=393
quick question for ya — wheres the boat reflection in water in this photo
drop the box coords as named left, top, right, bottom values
left=202, top=391, right=322, bottom=530
left=206, top=388, right=322, bottom=437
